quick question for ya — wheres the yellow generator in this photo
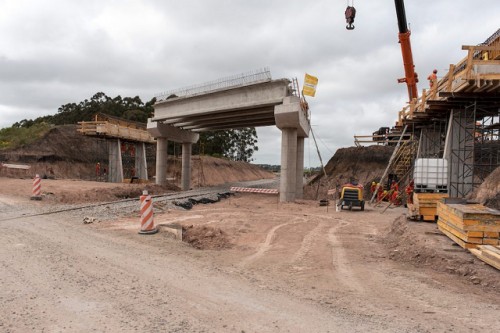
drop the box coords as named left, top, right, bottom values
left=339, top=184, right=365, bottom=211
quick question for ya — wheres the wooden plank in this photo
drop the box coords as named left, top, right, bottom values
left=482, top=239, right=500, bottom=246
left=462, top=45, right=500, bottom=51
left=438, top=224, right=477, bottom=249
left=481, top=247, right=500, bottom=261
left=437, top=219, right=483, bottom=243
left=470, top=248, right=500, bottom=270
left=482, top=245, right=500, bottom=256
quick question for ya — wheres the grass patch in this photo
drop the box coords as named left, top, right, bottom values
left=0, top=123, right=52, bottom=150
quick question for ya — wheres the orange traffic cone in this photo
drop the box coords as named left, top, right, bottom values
left=31, top=174, right=42, bottom=201
left=139, top=190, right=158, bottom=234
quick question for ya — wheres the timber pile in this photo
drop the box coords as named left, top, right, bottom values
left=469, top=245, right=500, bottom=270
left=437, top=202, right=500, bottom=249
left=413, top=193, right=448, bottom=221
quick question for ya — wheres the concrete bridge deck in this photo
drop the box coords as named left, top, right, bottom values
left=148, top=70, right=310, bottom=202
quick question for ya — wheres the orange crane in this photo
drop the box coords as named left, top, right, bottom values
left=345, top=1, right=419, bottom=102
left=394, top=0, right=419, bottom=102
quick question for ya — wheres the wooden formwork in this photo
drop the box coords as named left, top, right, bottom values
left=411, top=193, right=448, bottom=221
left=436, top=202, right=500, bottom=249
left=470, top=245, right=500, bottom=270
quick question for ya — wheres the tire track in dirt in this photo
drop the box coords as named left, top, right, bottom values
left=327, top=219, right=366, bottom=293
left=239, top=215, right=307, bottom=267
left=289, top=215, right=344, bottom=272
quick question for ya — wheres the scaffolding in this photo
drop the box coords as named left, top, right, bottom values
left=447, top=101, right=499, bottom=198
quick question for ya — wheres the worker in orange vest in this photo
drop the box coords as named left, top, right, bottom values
left=391, top=190, right=402, bottom=206
left=405, top=179, right=415, bottom=204
left=370, top=181, right=377, bottom=195
left=377, top=183, right=384, bottom=202
left=95, top=162, right=101, bottom=179
left=427, top=69, right=437, bottom=88
left=390, top=180, right=399, bottom=192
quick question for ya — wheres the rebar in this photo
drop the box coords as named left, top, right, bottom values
left=156, top=68, right=272, bottom=101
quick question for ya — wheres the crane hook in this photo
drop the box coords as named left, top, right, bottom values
left=345, top=6, right=356, bottom=30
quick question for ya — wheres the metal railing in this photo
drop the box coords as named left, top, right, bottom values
left=155, top=67, right=272, bottom=101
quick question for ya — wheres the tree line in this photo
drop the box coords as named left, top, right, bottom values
left=9, top=92, right=259, bottom=161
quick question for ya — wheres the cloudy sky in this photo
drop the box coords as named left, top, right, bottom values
left=1, top=0, right=498, bottom=166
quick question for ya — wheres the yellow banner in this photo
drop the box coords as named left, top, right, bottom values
left=302, top=73, right=318, bottom=97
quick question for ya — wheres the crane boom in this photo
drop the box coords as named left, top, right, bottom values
left=394, top=0, right=418, bottom=102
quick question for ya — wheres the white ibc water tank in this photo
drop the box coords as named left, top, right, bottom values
left=414, top=158, right=448, bottom=192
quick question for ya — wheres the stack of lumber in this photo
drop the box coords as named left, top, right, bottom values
left=469, top=245, right=500, bottom=270
left=414, top=193, right=448, bottom=221
left=437, top=202, right=500, bottom=249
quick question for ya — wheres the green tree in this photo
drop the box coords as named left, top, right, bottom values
left=12, top=92, right=156, bottom=128
left=196, top=128, right=258, bottom=162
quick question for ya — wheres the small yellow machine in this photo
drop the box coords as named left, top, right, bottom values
left=339, top=184, right=365, bottom=211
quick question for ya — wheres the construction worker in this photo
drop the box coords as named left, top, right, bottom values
left=390, top=180, right=399, bottom=192
left=391, top=190, right=402, bottom=206
left=377, top=184, right=384, bottom=202
left=427, top=69, right=437, bottom=88
left=405, top=179, right=415, bottom=204
left=370, top=181, right=377, bottom=195
left=382, top=190, right=389, bottom=202
left=95, top=162, right=101, bottom=179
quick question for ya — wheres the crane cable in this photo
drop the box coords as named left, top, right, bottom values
left=301, top=91, right=331, bottom=197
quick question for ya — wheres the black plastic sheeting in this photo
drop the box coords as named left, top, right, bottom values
left=173, top=192, right=233, bottom=210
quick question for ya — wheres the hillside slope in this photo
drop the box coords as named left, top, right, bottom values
left=0, top=125, right=274, bottom=185
left=304, top=145, right=394, bottom=200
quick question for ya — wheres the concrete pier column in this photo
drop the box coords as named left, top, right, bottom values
left=295, top=136, right=305, bottom=199
left=108, top=139, right=123, bottom=183
left=156, top=138, right=168, bottom=185
left=135, top=142, right=148, bottom=180
left=280, top=128, right=298, bottom=202
left=181, top=142, right=192, bottom=191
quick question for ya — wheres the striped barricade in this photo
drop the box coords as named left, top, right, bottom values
left=230, top=187, right=278, bottom=195
left=139, top=190, right=158, bottom=235
left=30, top=174, right=42, bottom=200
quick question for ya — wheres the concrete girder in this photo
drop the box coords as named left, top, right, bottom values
left=153, top=79, right=290, bottom=122
left=192, top=121, right=276, bottom=132
left=180, top=114, right=276, bottom=130
left=147, top=119, right=199, bottom=144
left=172, top=107, right=275, bottom=128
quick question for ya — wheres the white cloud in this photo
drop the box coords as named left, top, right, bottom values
left=0, top=0, right=499, bottom=166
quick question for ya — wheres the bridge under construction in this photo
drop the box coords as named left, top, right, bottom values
left=358, top=29, right=500, bottom=199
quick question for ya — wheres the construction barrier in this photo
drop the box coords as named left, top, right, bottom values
left=30, top=174, right=42, bottom=200
left=230, top=187, right=278, bottom=194
left=139, top=190, right=158, bottom=234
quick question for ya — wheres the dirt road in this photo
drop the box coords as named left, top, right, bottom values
left=0, top=179, right=499, bottom=332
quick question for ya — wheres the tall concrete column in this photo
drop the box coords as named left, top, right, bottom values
left=156, top=138, right=168, bottom=185
left=295, top=136, right=305, bottom=199
left=181, top=142, right=192, bottom=191
left=108, top=139, right=123, bottom=183
left=447, top=109, right=475, bottom=197
left=280, top=128, right=298, bottom=202
left=135, top=142, right=148, bottom=180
